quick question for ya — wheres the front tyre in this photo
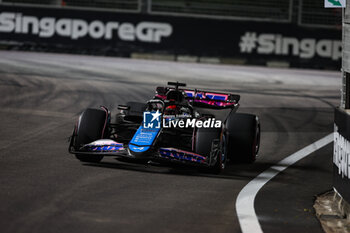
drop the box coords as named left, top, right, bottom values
left=73, top=108, right=109, bottom=163
left=225, top=113, right=260, bottom=163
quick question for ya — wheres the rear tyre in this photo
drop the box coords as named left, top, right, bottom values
left=195, top=127, right=225, bottom=174
left=74, top=108, right=108, bottom=163
left=225, top=113, right=260, bottom=163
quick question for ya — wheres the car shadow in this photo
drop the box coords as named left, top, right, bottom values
left=82, top=158, right=275, bottom=181
left=82, top=156, right=332, bottom=184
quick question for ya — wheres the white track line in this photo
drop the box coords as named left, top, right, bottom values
left=236, top=133, right=334, bottom=233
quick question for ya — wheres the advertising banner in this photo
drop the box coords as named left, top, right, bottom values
left=334, top=108, right=350, bottom=203
left=0, top=5, right=342, bottom=68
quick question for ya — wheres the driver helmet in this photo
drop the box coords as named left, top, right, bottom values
left=164, top=105, right=178, bottom=115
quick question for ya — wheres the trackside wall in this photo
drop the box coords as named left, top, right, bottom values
left=335, top=1, right=350, bottom=205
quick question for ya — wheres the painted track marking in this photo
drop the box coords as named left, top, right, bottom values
left=236, top=133, right=334, bottom=233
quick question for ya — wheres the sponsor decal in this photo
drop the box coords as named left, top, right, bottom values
left=129, top=144, right=150, bottom=153
left=0, top=12, right=172, bottom=42
left=159, top=148, right=206, bottom=163
left=89, top=145, right=124, bottom=152
left=334, top=124, right=350, bottom=179
left=239, top=32, right=341, bottom=61
left=84, top=139, right=124, bottom=152
left=129, top=124, right=160, bottom=152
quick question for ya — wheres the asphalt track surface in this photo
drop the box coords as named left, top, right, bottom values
left=0, top=51, right=340, bottom=233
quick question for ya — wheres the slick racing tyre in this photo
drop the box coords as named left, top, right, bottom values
left=225, top=113, right=260, bottom=163
left=74, top=108, right=109, bottom=163
left=195, top=127, right=225, bottom=174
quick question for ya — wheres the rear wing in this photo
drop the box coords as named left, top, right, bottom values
left=155, top=86, right=240, bottom=109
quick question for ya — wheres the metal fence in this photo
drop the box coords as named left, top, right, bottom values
left=299, top=0, right=342, bottom=28
left=148, top=0, right=293, bottom=22
left=1, top=0, right=141, bottom=12
left=0, top=0, right=342, bottom=28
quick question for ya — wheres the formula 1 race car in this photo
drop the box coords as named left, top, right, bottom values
left=68, top=82, right=260, bottom=173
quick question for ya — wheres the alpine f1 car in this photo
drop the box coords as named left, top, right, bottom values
left=68, top=82, right=260, bottom=173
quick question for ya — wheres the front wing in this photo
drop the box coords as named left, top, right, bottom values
left=69, top=139, right=212, bottom=167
